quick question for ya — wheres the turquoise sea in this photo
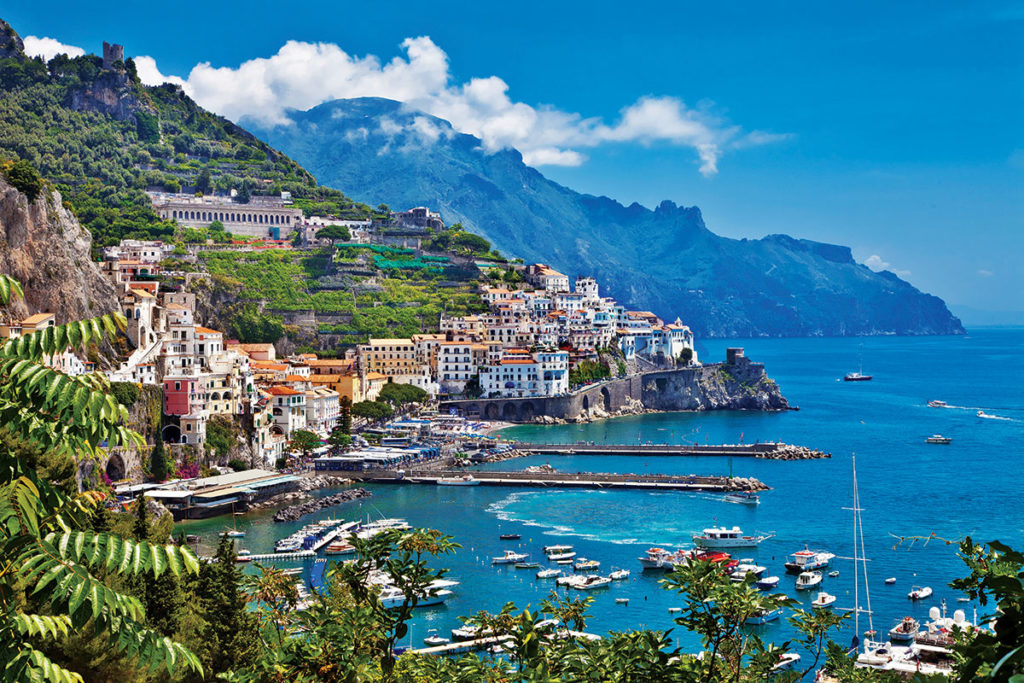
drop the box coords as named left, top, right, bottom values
left=179, top=329, right=1023, bottom=655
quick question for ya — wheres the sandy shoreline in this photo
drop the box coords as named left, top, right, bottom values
left=481, top=421, right=516, bottom=436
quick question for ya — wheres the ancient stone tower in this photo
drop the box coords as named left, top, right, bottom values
left=102, top=41, right=124, bottom=70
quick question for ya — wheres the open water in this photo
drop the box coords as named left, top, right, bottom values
left=179, top=329, right=1023, bottom=654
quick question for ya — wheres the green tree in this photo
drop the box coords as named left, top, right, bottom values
left=678, top=347, right=694, bottom=365
left=338, top=395, right=352, bottom=434
left=195, top=535, right=259, bottom=675
left=378, top=382, right=427, bottom=406
left=150, top=430, right=168, bottom=482
left=195, top=167, right=212, bottom=195
left=1, top=158, right=44, bottom=202
left=317, top=224, right=351, bottom=243
left=328, top=429, right=352, bottom=449
left=288, top=429, right=321, bottom=457
left=0, top=274, right=202, bottom=681
left=351, top=400, right=393, bottom=422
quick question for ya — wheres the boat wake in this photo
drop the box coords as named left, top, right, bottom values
left=977, top=412, right=1015, bottom=422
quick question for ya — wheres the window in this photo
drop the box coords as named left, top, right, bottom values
left=174, top=381, right=181, bottom=391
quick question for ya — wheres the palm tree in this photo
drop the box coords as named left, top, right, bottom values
left=0, top=274, right=202, bottom=681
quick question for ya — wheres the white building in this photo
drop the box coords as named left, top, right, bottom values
left=478, top=349, right=569, bottom=398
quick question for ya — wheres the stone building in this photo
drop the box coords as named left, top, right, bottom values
left=151, top=193, right=302, bottom=238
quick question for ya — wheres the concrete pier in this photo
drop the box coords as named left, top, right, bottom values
left=514, top=442, right=829, bottom=459
left=345, top=470, right=766, bottom=492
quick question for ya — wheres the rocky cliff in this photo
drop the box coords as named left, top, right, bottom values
left=0, top=177, right=117, bottom=322
left=640, top=358, right=789, bottom=412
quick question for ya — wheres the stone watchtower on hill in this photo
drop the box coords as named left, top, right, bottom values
left=102, top=41, right=124, bottom=70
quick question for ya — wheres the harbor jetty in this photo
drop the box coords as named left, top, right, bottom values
left=273, top=488, right=372, bottom=523
left=341, top=470, right=767, bottom=492
left=513, top=442, right=829, bottom=459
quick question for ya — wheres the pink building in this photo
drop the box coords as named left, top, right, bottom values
left=162, top=376, right=206, bottom=416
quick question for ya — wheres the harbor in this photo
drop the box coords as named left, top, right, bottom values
left=514, top=442, right=829, bottom=459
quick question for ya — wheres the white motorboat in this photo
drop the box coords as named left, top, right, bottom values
left=574, top=559, right=601, bottom=572
left=745, top=608, right=780, bottom=625
left=572, top=575, right=612, bottom=591
left=556, top=574, right=585, bottom=587
left=547, top=551, right=577, bottom=561
left=926, top=434, right=952, bottom=444
left=325, top=542, right=356, bottom=556
left=616, top=598, right=629, bottom=604
left=492, top=550, right=529, bottom=565
left=543, top=544, right=573, bottom=554
left=772, top=653, right=801, bottom=671
left=536, top=568, right=561, bottom=579
left=811, top=592, right=837, bottom=609
left=784, top=547, right=835, bottom=573
left=638, top=547, right=690, bottom=571
left=908, top=585, right=933, bottom=601
left=436, top=475, right=480, bottom=486
left=795, top=571, right=823, bottom=590
left=556, top=559, right=574, bottom=565
left=730, top=563, right=767, bottom=582
left=888, top=616, right=920, bottom=643
left=451, top=625, right=489, bottom=641
left=885, top=577, right=897, bottom=584
left=378, top=586, right=453, bottom=609
left=927, top=400, right=948, bottom=408
left=423, top=633, right=450, bottom=647
left=724, top=491, right=760, bottom=505
left=692, top=526, right=772, bottom=549
left=609, top=569, right=631, bottom=581
left=756, top=576, right=780, bottom=591
left=221, top=529, right=245, bottom=538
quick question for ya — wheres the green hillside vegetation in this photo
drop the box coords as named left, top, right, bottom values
left=0, top=45, right=376, bottom=251
left=194, top=248, right=488, bottom=342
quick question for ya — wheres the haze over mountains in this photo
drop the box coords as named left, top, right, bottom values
left=246, top=98, right=964, bottom=338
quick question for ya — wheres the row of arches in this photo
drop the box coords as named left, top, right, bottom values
left=169, top=209, right=292, bottom=225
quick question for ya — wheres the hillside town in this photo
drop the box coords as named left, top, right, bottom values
left=0, top=210, right=699, bottom=473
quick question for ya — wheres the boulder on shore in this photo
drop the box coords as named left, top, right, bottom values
left=273, top=488, right=372, bottom=523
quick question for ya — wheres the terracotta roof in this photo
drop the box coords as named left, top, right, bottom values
left=307, top=359, right=353, bottom=367
left=128, top=288, right=155, bottom=299
left=165, top=303, right=188, bottom=310
left=285, top=374, right=306, bottom=382
left=266, top=386, right=301, bottom=396
left=365, top=372, right=387, bottom=380
left=195, top=326, right=222, bottom=335
left=21, top=313, right=54, bottom=325
left=233, top=343, right=274, bottom=352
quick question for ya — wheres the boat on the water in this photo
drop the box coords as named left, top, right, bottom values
left=616, top=598, right=629, bottom=604
left=423, top=632, right=450, bottom=647
left=724, top=491, right=760, bottom=505
left=324, top=542, right=356, bottom=556
left=573, top=575, right=612, bottom=591
left=927, top=400, right=948, bottom=408
left=638, top=547, right=688, bottom=571
left=536, top=568, right=561, bottom=579
left=885, top=577, right=897, bottom=585
left=609, top=569, right=631, bottom=581
left=378, top=586, right=452, bottom=609
left=756, top=576, right=780, bottom=590
left=574, top=559, right=601, bottom=572
left=888, top=616, right=920, bottom=643
left=548, top=551, right=577, bottom=561
left=745, top=608, right=780, bottom=625
left=795, top=571, right=823, bottom=590
left=811, top=592, right=837, bottom=609
left=556, top=559, right=574, bottom=565
left=926, top=434, right=953, bottom=444
left=730, top=564, right=768, bottom=582
left=220, top=529, right=245, bottom=538
left=499, top=533, right=521, bottom=540
left=908, top=585, right=933, bottom=601
left=784, top=547, right=835, bottom=573
left=514, top=561, right=540, bottom=570
left=828, top=570, right=840, bottom=577
left=844, top=372, right=873, bottom=382
left=543, top=544, right=573, bottom=554
left=492, top=550, right=529, bottom=565
left=693, top=526, right=773, bottom=549
left=772, top=653, right=801, bottom=671
left=436, top=475, right=480, bottom=486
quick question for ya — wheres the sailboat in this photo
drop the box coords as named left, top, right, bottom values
left=844, top=344, right=873, bottom=381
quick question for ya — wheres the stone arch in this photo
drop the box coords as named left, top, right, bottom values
left=105, top=453, right=125, bottom=481
left=485, top=403, right=499, bottom=420
left=210, top=391, right=221, bottom=401
left=271, top=425, right=284, bottom=437
left=582, top=395, right=590, bottom=411
left=502, top=403, right=517, bottom=421
left=519, top=401, right=535, bottom=422
left=162, top=424, right=181, bottom=444
left=601, top=387, right=611, bottom=412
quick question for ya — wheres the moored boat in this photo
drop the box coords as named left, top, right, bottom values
left=795, top=571, right=823, bottom=590
left=572, top=575, right=612, bottom=591
left=926, top=435, right=952, bottom=444
left=756, top=576, right=780, bottom=591
left=574, top=559, right=601, bottom=572
left=843, top=372, right=873, bottom=382
left=325, top=542, right=356, bottom=556
left=609, top=569, right=631, bottom=581
left=492, top=550, right=529, bottom=565
left=784, top=547, right=835, bottom=573
left=547, top=551, right=577, bottom=561
left=730, top=563, right=767, bottom=582
left=436, top=475, right=480, bottom=486
left=884, top=577, right=897, bottom=584
left=423, top=632, right=450, bottom=647
left=499, top=533, right=521, bottom=540
left=543, top=544, right=573, bottom=554
left=811, top=592, right=837, bottom=609
left=724, top=491, right=760, bottom=505
left=514, top=561, right=540, bottom=569
left=908, top=585, right=933, bottom=601
left=888, top=616, right=920, bottom=643
left=638, top=547, right=687, bottom=571
left=536, top=568, right=561, bottom=579
left=745, top=608, right=780, bottom=625
left=693, top=526, right=773, bottom=549
left=772, top=653, right=801, bottom=671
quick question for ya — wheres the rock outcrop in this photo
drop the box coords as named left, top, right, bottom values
left=272, top=488, right=372, bottom=523
left=0, top=19, right=24, bottom=59
left=0, top=178, right=117, bottom=322
left=66, top=70, right=154, bottom=124
left=641, top=358, right=789, bottom=412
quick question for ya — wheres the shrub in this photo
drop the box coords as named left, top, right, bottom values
left=227, top=458, right=248, bottom=472
left=111, top=381, right=141, bottom=406
left=1, top=158, right=44, bottom=201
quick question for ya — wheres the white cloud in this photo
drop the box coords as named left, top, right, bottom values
left=864, top=254, right=911, bottom=277
left=139, top=37, right=785, bottom=173
left=134, top=55, right=187, bottom=88
left=22, top=35, right=84, bottom=61
left=978, top=269, right=994, bottom=277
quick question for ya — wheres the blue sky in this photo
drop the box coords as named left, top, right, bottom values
left=7, top=1, right=1023, bottom=319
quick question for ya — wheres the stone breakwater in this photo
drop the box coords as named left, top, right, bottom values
left=247, top=475, right=352, bottom=512
left=755, top=445, right=830, bottom=460
left=272, top=488, right=372, bottom=523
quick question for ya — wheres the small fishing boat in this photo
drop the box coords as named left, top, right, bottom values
left=668, top=607, right=682, bottom=613
left=574, top=559, right=601, bottom=572
left=235, top=555, right=252, bottom=563
left=536, top=568, right=561, bottom=579
left=888, top=616, right=920, bottom=643
left=745, top=608, right=780, bottom=625
left=220, top=529, right=245, bottom=538
left=638, top=547, right=690, bottom=571
left=795, top=571, right=823, bottom=590
left=556, top=559, right=574, bottom=565
left=724, top=491, right=760, bottom=505
left=492, top=550, right=529, bottom=565
left=325, top=542, right=356, bottom=556
left=784, top=547, right=835, bottom=573
left=756, top=576, right=780, bottom=591
left=693, top=526, right=773, bottom=549
left=548, top=551, right=577, bottom=561
left=828, top=570, right=840, bottom=577
left=811, top=592, right=837, bottom=609
left=616, top=598, right=629, bottom=604
left=499, top=533, right=521, bottom=540
left=927, top=400, right=948, bottom=408
left=423, top=630, right=450, bottom=647
left=884, top=577, right=897, bottom=585
left=730, top=563, right=768, bottom=582
left=572, top=575, right=612, bottom=591
left=908, top=585, right=933, bottom=601
left=436, top=475, right=480, bottom=486
left=609, top=569, right=631, bottom=581
left=926, top=434, right=953, bottom=444
left=237, top=549, right=251, bottom=556
left=843, top=372, right=872, bottom=382
left=514, top=561, right=540, bottom=570
left=957, top=597, right=970, bottom=603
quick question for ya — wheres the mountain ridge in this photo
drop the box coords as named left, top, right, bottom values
left=246, top=97, right=964, bottom=337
